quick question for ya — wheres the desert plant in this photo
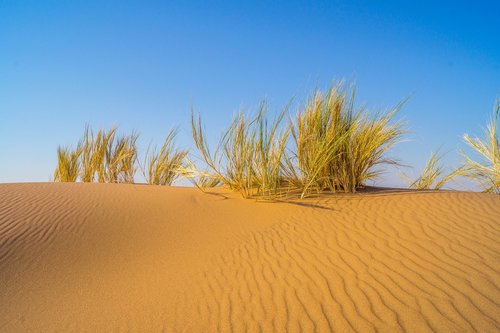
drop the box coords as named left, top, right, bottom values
left=106, top=132, right=139, bottom=183
left=144, top=129, right=188, bottom=185
left=192, top=83, right=405, bottom=199
left=79, top=126, right=118, bottom=182
left=54, top=146, right=82, bottom=182
left=409, top=150, right=457, bottom=190
left=55, top=126, right=138, bottom=184
left=191, top=102, right=290, bottom=198
left=251, top=106, right=291, bottom=197
left=459, top=101, right=499, bottom=193
left=195, top=173, right=221, bottom=189
left=180, top=158, right=221, bottom=190
left=79, top=126, right=95, bottom=182
left=286, top=83, right=405, bottom=197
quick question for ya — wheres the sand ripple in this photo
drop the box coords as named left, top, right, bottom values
left=1, top=183, right=499, bottom=332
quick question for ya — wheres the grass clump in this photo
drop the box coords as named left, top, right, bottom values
left=182, top=158, right=221, bottom=190
left=105, top=131, right=139, bottom=183
left=54, top=126, right=139, bottom=184
left=192, top=82, right=406, bottom=199
left=286, top=83, right=406, bottom=197
left=79, top=126, right=116, bottom=182
left=54, top=146, right=82, bottom=182
left=458, top=101, right=499, bottom=193
left=192, top=102, right=290, bottom=198
left=143, top=128, right=188, bottom=185
left=54, top=81, right=406, bottom=197
left=408, top=150, right=457, bottom=190
left=195, top=174, right=221, bottom=189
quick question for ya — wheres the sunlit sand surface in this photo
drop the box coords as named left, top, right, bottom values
left=1, top=183, right=499, bottom=332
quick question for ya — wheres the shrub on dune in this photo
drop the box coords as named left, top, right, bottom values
left=54, top=126, right=139, bottom=184
left=191, top=102, right=290, bottom=198
left=194, top=173, right=221, bottom=189
left=79, top=126, right=117, bottom=182
left=251, top=107, right=290, bottom=197
left=409, top=150, right=457, bottom=190
left=144, top=128, right=188, bottom=185
left=286, top=83, right=406, bottom=197
left=459, top=101, right=499, bottom=194
left=54, top=81, right=406, bottom=196
left=54, top=146, right=82, bottom=182
left=105, top=132, right=139, bottom=183
left=192, top=82, right=405, bottom=198
left=181, top=158, right=221, bottom=190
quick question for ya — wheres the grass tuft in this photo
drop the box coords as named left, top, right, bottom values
left=458, top=100, right=499, bottom=193
left=54, top=126, right=138, bottom=184
left=106, top=132, right=139, bottom=183
left=192, top=102, right=290, bottom=198
left=144, top=128, right=188, bottom=185
left=408, top=150, right=457, bottom=190
left=286, top=83, right=406, bottom=197
left=54, top=146, right=82, bottom=182
left=192, top=82, right=405, bottom=198
left=54, top=82, right=406, bottom=196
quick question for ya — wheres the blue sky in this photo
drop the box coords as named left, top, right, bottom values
left=1, top=0, right=499, bottom=186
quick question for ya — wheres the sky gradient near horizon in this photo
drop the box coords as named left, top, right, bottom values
left=1, top=0, right=499, bottom=186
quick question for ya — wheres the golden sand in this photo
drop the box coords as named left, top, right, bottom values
left=1, top=183, right=499, bottom=332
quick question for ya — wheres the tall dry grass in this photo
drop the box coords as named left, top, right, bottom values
left=54, top=82, right=406, bottom=196
left=408, top=150, right=457, bottom=190
left=286, top=84, right=406, bottom=197
left=192, top=102, right=290, bottom=198
left=54, top=126, right=138, bottom=184
left=459, top=101, right=499, bottom=193
left=144, top=129, right=188, bottom=185
left=54, top=146, right=82, bottom=182
left=105, top=132, right=139, bottom=183
left=192, top=83, right=405, bottom=198
left=79, top=126, right=116, bottom=182
left=194, top=173, right=221, bottom=189
left=181, top=158, right=221, bottom=190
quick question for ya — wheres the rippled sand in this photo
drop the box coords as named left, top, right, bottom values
left=1, top=183, right=499, bottom=332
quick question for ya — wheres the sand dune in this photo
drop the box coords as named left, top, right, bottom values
left=1, top=183, right=499, bottom=332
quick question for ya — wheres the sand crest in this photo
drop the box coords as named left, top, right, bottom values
left=1, top=183, right=499, bottom=332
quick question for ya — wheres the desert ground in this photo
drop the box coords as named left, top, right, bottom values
left=0, top=183, right=499, bottom=332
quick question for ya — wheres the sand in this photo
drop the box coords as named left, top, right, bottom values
left=0, top=183, right=499, bottom=332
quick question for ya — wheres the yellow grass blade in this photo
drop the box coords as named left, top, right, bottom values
left=53, top=145, right=82, bottom=182
left=288, top=83, right=406, bottom=197
left=409, top=150, right=457, bottom=190
left=144, top=128, right=188, bottom=185
left=460, top=100, right=499, bottom=193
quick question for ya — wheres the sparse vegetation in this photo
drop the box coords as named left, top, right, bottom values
left=192, top=102, right=290, bottom=198
left=54, top=146, right=82, bottom=182
left=54, top=126, right=139, bottom=184
left=458, top=101, right=499, bottom=194
left=144, top=129, right=188, bottom=185
left=195, top=174, right=221, bottom=189
left=105, top=131, right=139, bottom=183
left=79, top=126, right=115, bottom=182
left=53, top=85, right=500, bottom=196
left=191, top=83, right=406, bottom=198
left=408, top=150, right=457, bottom=190
left=285, top=83, right=406, bottom=197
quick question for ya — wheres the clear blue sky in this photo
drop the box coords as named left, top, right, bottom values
left=1, top=0, right=499, bottom=186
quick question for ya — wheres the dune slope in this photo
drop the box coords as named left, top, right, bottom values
left=0, top=183, right=499, bottom=332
